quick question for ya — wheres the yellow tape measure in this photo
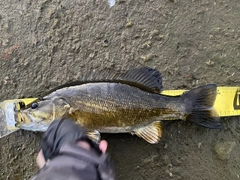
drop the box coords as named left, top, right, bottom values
left=16, top=87, right=240, bottom=117
left=162, top=87, right=240, bottom=117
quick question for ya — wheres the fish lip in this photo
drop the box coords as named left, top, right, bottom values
left=14, top=111, right=20, bottom=123
left=15, top=110, right=33, bottom=125
left=22, top=112, right=30, bottom=123
left=15, top=111, right=50, bottom=131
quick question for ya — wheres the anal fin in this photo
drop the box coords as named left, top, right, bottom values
left=133, top=121, right=163, bottom=144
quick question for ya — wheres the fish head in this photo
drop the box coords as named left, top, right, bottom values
left=15, top=98, right=71, bottom=131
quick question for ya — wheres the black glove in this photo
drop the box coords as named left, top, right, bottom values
left=39, top=118, right=115, bottom=180
left=98, top=154, right=115, bottom=180
left=40, top=118, right=100, bottom=160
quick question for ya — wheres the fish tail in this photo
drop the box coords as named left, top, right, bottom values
left=182, top=84, right=221, bottom=129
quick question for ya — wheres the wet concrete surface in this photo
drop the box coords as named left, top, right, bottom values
left=0, top=0, right=240, bottom=179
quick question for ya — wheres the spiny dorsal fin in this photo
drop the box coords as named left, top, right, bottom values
left=80, top=67, right=163, bottom=93
left=46, top=67, right=163, bottom=95
left=133, top=121, right=163, bottom=144
left=117, top=67, right=163, bottom=93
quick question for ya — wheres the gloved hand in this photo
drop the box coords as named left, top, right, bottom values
left=40, top=118, right=101, bottom=161
left=36, top=118, right=115, bottom=180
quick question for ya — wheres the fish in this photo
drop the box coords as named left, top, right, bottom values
left=15, top=67, right=221, bottom=144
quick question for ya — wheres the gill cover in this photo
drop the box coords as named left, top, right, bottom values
left=31, top=97, right=71, bottom=121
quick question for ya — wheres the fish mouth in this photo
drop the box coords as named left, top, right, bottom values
left=15, top=111, right=32, bottom=125
left=15, top=111, right=49, bottom=131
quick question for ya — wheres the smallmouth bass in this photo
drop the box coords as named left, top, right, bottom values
left=15, top=67, right=221, bottom=143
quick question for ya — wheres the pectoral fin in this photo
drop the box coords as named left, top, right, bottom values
left=87, top=130, right=101, bottom=143
left=133, top=121, right=163, bottom=144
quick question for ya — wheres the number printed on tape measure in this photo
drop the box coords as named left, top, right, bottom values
left=233, top=88, right=240, bottom=110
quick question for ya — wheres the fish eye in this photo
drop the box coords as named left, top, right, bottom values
left=31, top=102, right=39, bottom=109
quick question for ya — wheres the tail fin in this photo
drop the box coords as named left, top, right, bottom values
left=182, top=84, right=221, bottom=129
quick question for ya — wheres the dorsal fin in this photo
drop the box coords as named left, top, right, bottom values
left=46, top=67, right=163, bottom=95
left=116, top=67, right=163, bottom=93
